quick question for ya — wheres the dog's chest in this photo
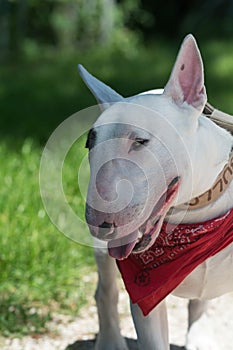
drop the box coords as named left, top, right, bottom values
left=173, top=243, right=233, bottom=299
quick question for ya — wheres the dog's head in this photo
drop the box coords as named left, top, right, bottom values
left=79, top=35, right=208, bottom=259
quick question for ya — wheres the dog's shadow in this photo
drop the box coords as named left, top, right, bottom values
left=66, top=338, right=186, bottom=349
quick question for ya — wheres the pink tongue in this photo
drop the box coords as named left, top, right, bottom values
left=108, top=230, right=138, bottom=260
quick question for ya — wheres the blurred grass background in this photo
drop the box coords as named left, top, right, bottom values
left=0, top=0, right=233, bottom=337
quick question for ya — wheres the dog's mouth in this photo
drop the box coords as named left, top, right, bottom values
left=108, top=177, right=180, bottom=260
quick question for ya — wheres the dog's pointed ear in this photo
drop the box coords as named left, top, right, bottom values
left=78, top=64, right=123, bottom=110
left=164, top=34, right=207, bottom=111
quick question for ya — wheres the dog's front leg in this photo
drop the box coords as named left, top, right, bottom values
left=131, top=299, right=169, bottom=350
left=94, top=247, right=129, bottom=350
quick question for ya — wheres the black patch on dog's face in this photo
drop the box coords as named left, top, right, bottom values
left=86, top=128, right=96, bottom=150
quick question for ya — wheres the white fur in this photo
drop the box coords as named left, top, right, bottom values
left=80, top=35, right=233, bottom=350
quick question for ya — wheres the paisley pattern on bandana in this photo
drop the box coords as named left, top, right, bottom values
left=117, top=209, right=233, bottom=316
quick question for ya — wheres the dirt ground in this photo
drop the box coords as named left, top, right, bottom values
left=1, top=276, right=233, bottom=350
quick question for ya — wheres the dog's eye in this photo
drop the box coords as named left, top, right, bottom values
left=130, top=138, right=149, bottom=151
left=85, top=128, right=96, bottom=150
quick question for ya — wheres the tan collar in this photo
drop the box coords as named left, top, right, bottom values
left=176, top=103, right=233, bottom=210
left=203, top=102, right=233, bottom=135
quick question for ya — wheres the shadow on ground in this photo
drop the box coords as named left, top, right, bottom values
left=66, top=338, right=185, bottom=349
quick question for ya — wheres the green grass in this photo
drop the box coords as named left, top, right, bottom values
left=0, top=38, right=232, bottom=336
left=0, top=138, right=94, bottom=336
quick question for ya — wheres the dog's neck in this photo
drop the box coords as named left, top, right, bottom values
left=169, top=115, right=233, bottom=224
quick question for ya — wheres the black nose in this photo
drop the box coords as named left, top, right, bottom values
left=98, top=221, right=117, bottom=240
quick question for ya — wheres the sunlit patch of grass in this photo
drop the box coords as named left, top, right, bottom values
left=0, top=138, right=95, bottom=336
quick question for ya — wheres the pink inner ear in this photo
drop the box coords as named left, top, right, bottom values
left=178, top=49, right=204, bottom=106
left=165, top=35, right=206, bottom=110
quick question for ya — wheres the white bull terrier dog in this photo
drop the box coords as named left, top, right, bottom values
left=79, top=35, right=233, bottom=350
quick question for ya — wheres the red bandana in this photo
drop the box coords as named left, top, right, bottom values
left=117, top=209, right=233, bottom=316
